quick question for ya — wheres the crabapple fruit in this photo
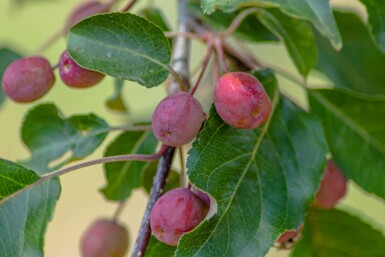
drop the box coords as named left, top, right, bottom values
left=276, top=226, right=303, bottom=249
left=313, top=160, right=347, bottom=210
left=191, top=187, right=211, bottom=208
left=65, top=1, right=109, bottom=32
left=150, top=188, right=207, bottom=246
left=2, top=56, right=55, bottom=103
left=58, top=51, right=105, bottom=88
left=214, top=72, right=272, bottom=129
left=81, top=219, right=128, bottom=257
left=151, top=92, right=205, bottom=147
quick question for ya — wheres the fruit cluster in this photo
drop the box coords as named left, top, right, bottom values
left=1, top=1, right=108, bottom=103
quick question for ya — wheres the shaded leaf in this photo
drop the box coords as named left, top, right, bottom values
left=145, top=236, right=176, bottom=257
left=105, top=79, right=128, bottom=113
left=0, top=178, right=60, bottom=257
left=141, top=161, right=180, bottom=194
left=101, top=130, right=158, bottom=201
left=359, top=0, right=385, bottom=52
left=20, top=103, right=109, bottom=172
left=0, top=48, right=22, bottom=107
left=291, top=208, right=385, bottom=257
left=200, top=0, right=342, bottom=48
left=0, top=159, right=40, bottom=202
left=315, top=11, right=385, bottom=95
left=309, top=88, right=385, bottom=200
left=257, top=9, right=317, bottom=77
left=176, top=91, right=328, bottom=256
left=188, top=1, right=278, bottom=42
left=67, top=13, right=171, bottom=87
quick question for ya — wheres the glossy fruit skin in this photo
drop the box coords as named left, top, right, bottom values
left=81, top=219, right=129, bottom=257
left=151, top=92, right=205, bottom=147
left=65, top=1, right=109, bottom=32
left=214, top=72, right=272, bottom=129
left=150, top=188, right=207, bottom=246
left=313, top=160, right=347, bottom=209
left=59, top=51, right=105, bottom=88
left=2, top=56, right=55, bottom=103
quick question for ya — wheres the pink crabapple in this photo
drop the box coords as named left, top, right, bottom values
left=151, top=92, right=205, bottom=147
left=2, top=56, right=55, bottom=103
left=214, top=72, right=272, bottom=129
left=150, top=188, right=208, bottom=246
left=313, top=160, right=347, bottom=210
left=58, top=50, right=105, bottom=88
left=80, top=219, right=129, bottom=257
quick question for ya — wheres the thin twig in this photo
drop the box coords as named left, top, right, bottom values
left=221, top=8, right=259, bottom=38
left=164, top=31, right=205, bottom=42
left=0, top=146, right=167, bottom=205
left=121, top=0, right=138, bottom=12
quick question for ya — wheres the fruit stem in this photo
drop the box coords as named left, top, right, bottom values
left=178, top=146, right=186, bottom=187
left=113, top=200, right=129, bottom=222
left=190, top=41, right=213, bottom=95
left=215, top=38, right=230, bottom=73
left=0, top=145, right=168, bottom=205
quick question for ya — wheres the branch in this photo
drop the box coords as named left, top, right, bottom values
left=131, top=0, right=192, bottom=256
left=131, top=147, right=176, bottom=256
left=0, top=146, right=167, bottom=205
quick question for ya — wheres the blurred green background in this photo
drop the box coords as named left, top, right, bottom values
left=0, top=0, right=384, bottom=256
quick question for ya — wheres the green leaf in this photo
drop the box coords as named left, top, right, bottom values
left=141, top=162, right=180, bottom=194
left=315, top=11, right=385, bottom=95
left=0, top=159, right=40, bottom=201
left=138, top=7, right=171, bottom=32
left=101, top=130, right=158, bottom=201
left=257, top=9, right=317, bottom=77
left=145, top=236, right=176, bottom=257
left=138, top=7, right=173, bottom=47
left=20, top=103, right=109, bottom=172
left=188, top=1, right=278, bottom=42
left=0, top=48, right=22, bottom=107
left=200, top=0, right=342, bottom=49
left=309, top=88, right=385, bottom=200
left=176, top=91, right=328, bottom=255
left=105, top=79, right=128, bottom=113
left=0, top=178, right=60, bottom=257
left=359, top=0, right=385, bottom=52
left=291, top=208, right=385, bottom=257
left=67, top=13, right=171, bottom=88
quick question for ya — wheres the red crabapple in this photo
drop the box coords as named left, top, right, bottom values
left=214, top=72, right=272, bottom=129
left=81, top=219, right=128, bottom=257
left=313, top=160, right=347, bottom=210
left=151, top=92, right=205, bottom=147
left=58, top=51, right=105, bottom=88
left=2, top=56, right=55, bottom=103
left=65, top=1, right=110, bottom=32
left=150, top=188, right=208, bottom=246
